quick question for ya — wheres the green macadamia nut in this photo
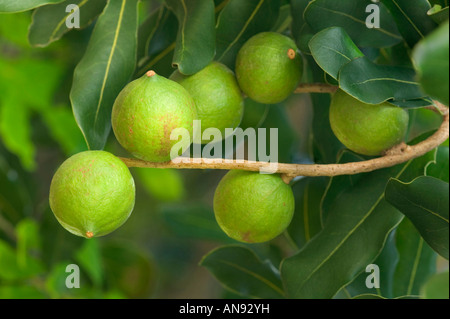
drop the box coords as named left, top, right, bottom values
left=329, top=90, right=409, bottom=156
left=112, top=71, right=197, bottom=162
left=170, top=62, right=244, bottom=144
left=213, top=170, right=295, bottom=243
left=49, top=151, right=135, bottom=238
left=235, top=32, right=303, bottom=104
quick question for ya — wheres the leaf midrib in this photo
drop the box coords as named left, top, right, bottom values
left=217, top=0, right=265, bottom=61
left=293, top=161, right=412, bottom=296
left=216, top=259, right=285, bottom=297
left=94, top=0, right=127, bottom=126
left=312, top=5, right=402, bottom=39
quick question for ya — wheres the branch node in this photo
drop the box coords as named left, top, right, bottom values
left=383, top=142, right=410, bottom=156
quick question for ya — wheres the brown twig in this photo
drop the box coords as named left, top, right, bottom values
left=294, top=83, right=338, bottom=94
left=119, top=100, right=449, bottom=184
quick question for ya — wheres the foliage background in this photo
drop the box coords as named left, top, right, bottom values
left=0, top=0, right=449, bottom=299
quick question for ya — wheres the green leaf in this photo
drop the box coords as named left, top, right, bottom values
left=138, top=7, right=178, bottom=70
left=387, top=97, right=433, bottom=109
left=28, top=0, right=107, bottom=47
left=352, top=294, right=386, bottom=299
left=345, top=231, right=399, bottom=298
left=16, top=218, right=41, bottom=270
left=380, top=0, right=437, bottom=48
left=412, top=20, right=449, bottom=106
left=385, top=176, right=449, bottom=259
left=0, top=96, right=35, bottom=170
left=200, top=245, right=286, bottom=299
left=271, top=4, right=292, bottom=33
left=137, top=6, right=167, bottom=65
left=102, top=242, right=156, bottom=298
left=215, top=0, right=281, bottom=69
left=239, top=98, right=269, bottom=130
left=40, top=105, right=87, bottom=156
left=392, top=218, right=437, bottom=297
left=0, top=0, right=64, bottom=13
left=165, top=0, right=215, bottom=75
left=290, top=0, right=314, bottom=53
left=339, top=56, right=425, bottom=105
left=70, top=0, right=140, bottom=150
left=134, top=168, right=185, bottom=202
left=421, top=271, right=450, bottom=299
left=75, top=238, right=103, bottom=287
left=305, top=56, right=344, bottom=164
left=161, top=204, right=235, bottom=243
left=0, top=240, right=44, bottom=281
left=281, top=146, right=436, bottom=298
left=309, top=27, right=364, bottom=80
left=286, top=177, right=327, bottom=249
left=304, top=0, right=402, bottom=48
left=426, top=146, right=449, bottom=182
left=257, top=104, right=299, bottom=164
left=428, top=5, right=449, bottom=24
left=319, top=151, right=365, bottom=222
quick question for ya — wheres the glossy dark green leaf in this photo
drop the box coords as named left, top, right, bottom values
left=75, top=238, right=103, bottom=287
left=345, top=231, right=399, bottom=298
left=215, top=0, right=281, bottom=69
left=304, top=55, right=344, bottom=164
left=428, top=5, right=449, bottom=24
left=380, top=0, right=437, bottom=48
left=385, top=176, right=449, bottom=259
left=281, top=147, right=436, bottom=298
left=137, top=7, right=177, bottom=70
left=421, top=271, right=449, bottom=299
left=137, top=6, right=164, bottom=65
left=309, top=27, right=364, bottom=80
left=319, top=151, right=365, bottom=222
left=161, top=204, right=235, bottom=243
left=286, top=177, right=327, bottom=249
left=239, top=98, right=269, bottom=130
left=257, top=104, right=299, bottom=164
left=339, top=56, right=425, bottom=105
left=70, top=0, right=139, bottom=150
left=0, top=0, right=64, bottom=12
left=200, top=245, right=286, bottom=299
left=387, top=97, right=433, bottom=109
left=304, top=0, right=402, bottom=48
left=165, top=0, right=215, bottom=75
left=28, top=0, right=107, bottom=47
left=412, top=21, right=449, bottom=106
left=426, top=146, right=449, bottom=182
left=290, top=0, right=314, bottom=53
left=271, top=4, right=292, bottom=33
left=392, top=218, right=436, bottom=297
